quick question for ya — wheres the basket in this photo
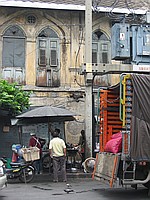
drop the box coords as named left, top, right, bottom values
left=21, top=147, right=40, bottom=161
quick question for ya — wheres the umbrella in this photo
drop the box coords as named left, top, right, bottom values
left=16, top=106, right=77, bottom=123
left=16, top=105, right=77, bottom=144
left=16, top=106, right=77, bottom=173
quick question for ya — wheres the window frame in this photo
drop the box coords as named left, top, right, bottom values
left=92, top=31, right=111, bottom=64
left=2, top=26, right=25, bottom=68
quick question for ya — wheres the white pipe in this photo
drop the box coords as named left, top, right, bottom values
left=123, top=170, right=150, bottom=185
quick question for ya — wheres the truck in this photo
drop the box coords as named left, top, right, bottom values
left=93, top=73, right=150, bottom=196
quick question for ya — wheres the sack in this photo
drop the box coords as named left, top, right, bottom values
left=104, top=133, right=122, bottom=153
left=111, top=131, right=122, bottom=139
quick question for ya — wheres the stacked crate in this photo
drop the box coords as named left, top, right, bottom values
left=99, top=86, right=123, bottom=152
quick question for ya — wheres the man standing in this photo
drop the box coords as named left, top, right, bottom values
left=49, top=128, right=67, bottom=182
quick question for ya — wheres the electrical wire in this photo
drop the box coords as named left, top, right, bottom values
left=74, top=27, right=85, bottom=87
left=92, top=0, right=143, bottom=23
left=124, top=0, right=134, bottom=14
left=103, top=96, right=120, bottom=103
left=92, top=0, right=102, bottom=12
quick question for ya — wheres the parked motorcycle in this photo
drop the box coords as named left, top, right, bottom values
left=1, top=158, right=35, bottom=183
left=42, top=152, right=53, bottom=173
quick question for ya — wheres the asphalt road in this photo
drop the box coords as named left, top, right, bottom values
left=0, top=177, right=150, bottom=200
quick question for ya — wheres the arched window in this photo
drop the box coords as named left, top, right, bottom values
left=3, top=26, right=25, bottom=67
left=92, top=30, right=110, bottom=64
left=36, top=27, right=60, bottom=87
left=2, top=25, right=25, bottom=84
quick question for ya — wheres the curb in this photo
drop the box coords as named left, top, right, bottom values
left=33, top=172, right=92, bottom=183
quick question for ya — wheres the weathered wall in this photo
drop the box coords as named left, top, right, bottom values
left=0, top=7, right=115, bottom=87
left=0, top=7, right=121, bottom=156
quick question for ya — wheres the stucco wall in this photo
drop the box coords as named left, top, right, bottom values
left=0, top=7, right=121, bottom=155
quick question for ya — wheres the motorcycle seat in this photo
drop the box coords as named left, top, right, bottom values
left=10, top=162, right=26, bottom=167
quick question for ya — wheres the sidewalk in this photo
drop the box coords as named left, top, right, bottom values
left=33, top=171, right=92, bottom=183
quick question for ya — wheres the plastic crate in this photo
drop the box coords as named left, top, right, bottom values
left=22, top=147, right=40, bottom=161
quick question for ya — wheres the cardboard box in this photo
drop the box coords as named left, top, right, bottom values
left=22, top=147, right=40, bottom=161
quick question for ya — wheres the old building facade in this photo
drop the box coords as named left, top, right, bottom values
left=0, top=0, right=149, bottom=157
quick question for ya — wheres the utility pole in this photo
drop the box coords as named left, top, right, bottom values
left=85, top=0, right=93, bottom=157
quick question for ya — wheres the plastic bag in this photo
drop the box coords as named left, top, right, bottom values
left=104, top=132, right=122, bottom=153
left=111, top=131, right=122, bottom=139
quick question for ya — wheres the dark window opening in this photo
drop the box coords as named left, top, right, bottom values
left=92, top=30, right=110, bottom=64
left=102, top=52, right=108, bottom=63
left=2, top=26, right=25, bottom=67
left=39, top=49, right=46, bottom=66
left=4, top=25, right=25, bottom=37
left=50, top=50, right=57, bottom=66
left=92, top=52, right=97, bottom=63
left=26, top=15, right=36, bottom=24
left=39, top=28, right=58, bottom=38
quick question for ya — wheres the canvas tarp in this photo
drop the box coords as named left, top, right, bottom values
left=130, top=74, right=150, bottom=161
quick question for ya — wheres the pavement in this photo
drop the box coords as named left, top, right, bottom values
left=33, top=171, right=92, bottom=183
left=32, top=161, right=93, bottom=183
left=4, top=176, right=149, bottom=200
left=5, top=170, right=150, bottom=200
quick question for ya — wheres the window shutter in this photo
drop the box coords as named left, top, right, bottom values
left=50, top=49, right=57, bottom=66
left=39, top=49, right=46, bottom=66
left=102, top=52, right=108, bottom=63
left=92, top=52, right=97, bottom=63
left=2, top=38, right=25, bottom=67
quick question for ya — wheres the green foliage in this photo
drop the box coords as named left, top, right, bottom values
left=0, top=80, right=31, bottom=116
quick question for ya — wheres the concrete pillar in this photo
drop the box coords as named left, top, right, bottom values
left=85, top=0, right=93, bottom=157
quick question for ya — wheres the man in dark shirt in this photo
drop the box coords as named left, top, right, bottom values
left=29, top=133, right=43, bottom=174
left=78, top=130, right=86, bottom=163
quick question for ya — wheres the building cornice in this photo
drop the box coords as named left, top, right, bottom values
left=0, top=0, right=147, bottom=14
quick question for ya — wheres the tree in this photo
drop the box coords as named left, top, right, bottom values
left=0, top=80, right=31, bottom=116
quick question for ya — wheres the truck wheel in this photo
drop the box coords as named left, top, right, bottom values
left=143, top=181, right=150, bottom=189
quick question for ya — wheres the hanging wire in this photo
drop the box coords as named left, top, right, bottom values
left=92, top=0, right=102, bottom=12
left=124, top=0, right=135, bottom=21
left=103, top=96, right=120, bottom=103
left=74, top=27, right=86, bottom=87
left=92, top=0, right=145, bottom=24
left=124, top=0, right=134, bottom=14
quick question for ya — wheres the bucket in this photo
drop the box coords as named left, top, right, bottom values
left=6, top=158, right=12, bottom=169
